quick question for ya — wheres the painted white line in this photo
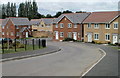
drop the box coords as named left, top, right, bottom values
left=81, top=48, right=106, bottom=77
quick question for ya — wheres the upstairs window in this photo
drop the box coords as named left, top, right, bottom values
left=94, top=24, right=99, bottom=29
left=114, top=23, right=118, bottom=29
left=87, top=23, right=91, bottom=28
left=55, top=24, right=58, bottom=28
left=60, top=23, right=64, bottom=28
left=16, top=26, right=19, bottom=29
left=74, top=24, right=77, bottom=28
left=68, top=23, right=72, bottom=28
left=2, top=26, right=4, bottom=29
left=105, top=24, right=110, bottom=29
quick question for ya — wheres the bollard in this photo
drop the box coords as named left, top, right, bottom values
left=15, top=39, right=17, bottom=52
left=39, top=39, right=41, bottom=49
left=25, top=39, right=27, bottom=51
left=33, top=39, right=34, bottom=50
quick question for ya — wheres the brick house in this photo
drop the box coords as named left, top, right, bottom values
left=2, top=17, right=32, bottom=39
left=0, top=19, right=4, bottom=38
left=83, top=11, right=120, bottom=44
left=31, top=18, right=55, bottom=38
left=53, top=13, right=90, bottom=41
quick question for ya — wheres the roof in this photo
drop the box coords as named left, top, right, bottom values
left=83, top=11, right=120, bottom=23
left=2, top=17, right=31, bottom=26
left=40, top=18, right=56, bottom=24
left=53, top=13, right=90, bottom=24
left=30, top=19, right=40, bottom=25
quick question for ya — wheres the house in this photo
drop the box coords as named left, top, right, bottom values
left=2, top=17, right=32, bottom=39
left=0, top=19, right=4, bottom=38
left=53, top=13, right=90, bottom=41
left=83, top=11, right=120, bottom=44
left=31, top=18, right=55, bottom=38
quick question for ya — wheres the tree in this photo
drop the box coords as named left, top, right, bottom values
left=6, top=2, right=11, bottom=17
left=54, top=11, right=62, bottom=18
left=76, top=11, right=86, bottom=13
left=63, top=10, right=73, bottom=14
left=18, top=3, right=25, bottom=17
left=32, top=0, right=38, bottom=18
left=46, top=14, right=53, bottom=18
left=10, top=3, right=14, bottom=17
left=2, top=4, right=6, bottom=19
left=13, top=3, right=16, bottom=17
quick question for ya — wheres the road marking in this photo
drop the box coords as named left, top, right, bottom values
left=80, top=48, right=106, bottom=77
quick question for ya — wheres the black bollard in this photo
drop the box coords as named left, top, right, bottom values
left=42, top=39, right=46, bottom=47
left=39, top=39, right=41, bottom=49
left=33, top=39, right=34, bottom=50
left=2, top=39, right=4, bottom=54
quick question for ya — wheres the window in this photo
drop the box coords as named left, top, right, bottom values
left=114, top=23, right=118, bottom=29
left=16, top=32, right=19, bottom=36
left=2, top=32, right=4, bottom=35
left=11, top=32, right=14, bottom=36
left=55, top=24, right=58, bottom=28
left=2, top=26, right=4, bottom=29
left=105, top=33, right=110, bottom=41
left=94, top=24, right=99, bottom=29
left=74, top=24, right=77, bottom=28
left=16, top=26, right=19, bottom=29
left=105, top=24, right=110, bottom=29
left=28, top=26, right=31, bottom=28
left=68, top=32, right=72, bottom=38
left=94, top=33, right=99, bottom=40
left=7, top=32, right=9, bottom=35
left=7, top=26, right=8, bottom=29
left=60, top=32, right=64, bottom=37
left=87, top=23, right=91, bottom=28
left=60, top=23, right=64, bottom=28
left=68, top=23, right=72, bottom=28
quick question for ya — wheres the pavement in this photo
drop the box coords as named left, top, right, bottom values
left=2, top=41, right=103, bottom=76
left=1, top=45, right=61, bottom=62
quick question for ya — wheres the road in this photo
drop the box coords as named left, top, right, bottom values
left=2, top=42, right=102, bottom=76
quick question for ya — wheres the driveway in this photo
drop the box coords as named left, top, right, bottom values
left=2, top=41, right=103, bottom=76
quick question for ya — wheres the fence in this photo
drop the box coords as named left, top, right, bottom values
left=1, top=38, right=46, bottom=54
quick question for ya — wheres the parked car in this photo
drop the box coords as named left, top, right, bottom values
left=3, top=38, right=12, bottom=43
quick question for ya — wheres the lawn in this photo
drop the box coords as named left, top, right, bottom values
left=2, top=45, right=44, bottom=54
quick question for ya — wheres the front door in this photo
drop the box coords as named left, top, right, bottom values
left=113, top=35, right=118, bottom=44
left=88, top=33, right=92, bottom=42
left=26, top=32, right=28, bottom=38
left=73, top=32, right=77, bottom=40
left=55, top=31, right=59, bottom=40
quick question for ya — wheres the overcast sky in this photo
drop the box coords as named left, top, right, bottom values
left=0, top=0, right=120, bottom=15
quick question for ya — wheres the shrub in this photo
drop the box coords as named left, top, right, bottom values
left=92, top=41, right=95, bottom=44
left=63, top=38, right=76, bottom=41
left=108, top=42, right=111, bottom=44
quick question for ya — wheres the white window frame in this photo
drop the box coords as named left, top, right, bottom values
left=60, top=32, right=64, bottom=37
left=2, top=25, right=4, bottom=29
left=105, top=24, right=110, bottom=29
left=68, top=23, right=72, bottom=28
left=55, top=24, right=58, bottom=28
left=16, top=32, right=19, bottom=36
left=87, top=23, right=91, bottom=28
left=94, top=24, right=99, bottom=29
left=28, top=26, right=31, bottom=28
left=113, top=22, right=118, bottom=29
left=11, top=32, right=14, bottom=36
left=74, top=24, right=77, bottom=28
left=94, top=33, right=99, bottom=40
left=60, top=23, right=64, bottom=28
left=16, top=26, right=19, bottom=29
left=2, top=32, right=4, bottom=35
left=105, top=33, right=110, bottom=41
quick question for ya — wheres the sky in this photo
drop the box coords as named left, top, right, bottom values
left=0, top=0, right=120, bottom=15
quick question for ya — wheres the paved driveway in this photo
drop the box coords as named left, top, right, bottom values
left=2, top=42, right=103, bottom=76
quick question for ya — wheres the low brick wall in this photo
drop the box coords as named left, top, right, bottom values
left=32, top=31, right=53, bottom=38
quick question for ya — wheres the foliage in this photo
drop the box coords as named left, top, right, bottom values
left=63, top=38, right=76, bottom=41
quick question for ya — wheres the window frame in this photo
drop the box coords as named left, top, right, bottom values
left=105, top=24, right=110, bottom=29
left=113, top=22, right=118, bottom=29
left=74, top=24, right=77, bottom=28
left=68, top=23, right=72, bottom=28
left=94, top=24, right=99, bottom=29
left=60, top=32, right=64, bottom=37
left=87, top=23, right=91, bottom=28
left=60, top=23, right=64, bottom=28
left=94, top=33, right=99, bottom=40
left=105, top=33, right=110, bottom=41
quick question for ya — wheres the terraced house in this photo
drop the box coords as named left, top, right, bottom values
left=31, top=18, right=55, bottom=38
left=53, top=13, right=90, bottom=41
left=2, top=17, right=32, bottom=39
left=83, top=11, right=120, bottom=44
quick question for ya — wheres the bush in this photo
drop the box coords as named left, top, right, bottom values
left=41, top=36, right=48, bottom=38
left=108, top=42, right=111, bottom=44
left=92, top=41, right=95, bottom=44
left=63, top=38, right=76, bottom=41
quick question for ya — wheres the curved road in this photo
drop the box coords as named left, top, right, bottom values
left=2, top=42, right=103, bottom=76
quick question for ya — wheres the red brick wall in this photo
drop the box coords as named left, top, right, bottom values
left=53, top=17, right=82, bottom=41
left=2, top=19, right=32, bottom=39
